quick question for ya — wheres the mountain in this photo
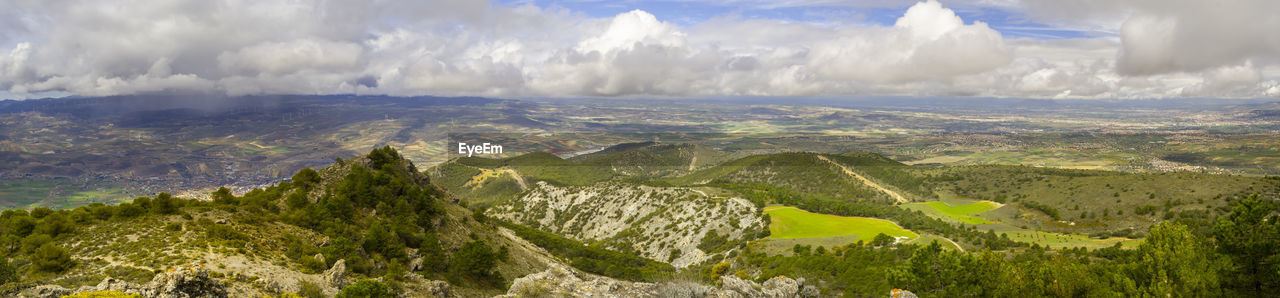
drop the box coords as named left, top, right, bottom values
left=487, top=181, right=766, bottom=268
left=668, top=152, right=910, bottom=203
left=0, top=147, right=561, bottom=297
left=569, top=142, right=736, bottom=178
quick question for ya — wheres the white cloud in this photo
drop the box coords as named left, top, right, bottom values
left=0, top=0, right=1276, bottom=99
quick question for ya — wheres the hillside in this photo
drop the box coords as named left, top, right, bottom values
left=916, top=165, right=1280, bottom=234
left=0, top=147, right=561, bottom=297
left=487, top=182, right=766, bottom=268
left=670, top=152, right=912, bottom=203
left=569, top=142, right=736, bottom=178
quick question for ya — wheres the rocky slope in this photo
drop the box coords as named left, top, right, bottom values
left=500, top=264, right=821, bottom=298
left=487, top=182, right=765, bottom=268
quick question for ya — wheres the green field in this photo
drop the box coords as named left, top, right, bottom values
left=901, top=200, right=1001, bottom=224
left=998, top=230, right=1141, bottom=249
left=0, top=178, right=132, bottom=210
left=764, top=206, right=917, bottom=239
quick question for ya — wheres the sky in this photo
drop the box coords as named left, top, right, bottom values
left=1, top=0, right=1278, bottom=100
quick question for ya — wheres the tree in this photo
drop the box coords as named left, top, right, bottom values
left=336, top=279, right=395, bottom=298
left=211, top=187, right=237, bottom=205
left=1213, top=195, right=1280, bottom=295
left=871, top=233, right=895, bottom=246
left=33, top=242, right=74, bottom=273
left=0, top=256, right=16, bottom=285
left=151, top=193, right=178, bottom=215
left=1134, top=222, right=1223, bottom=297
left=292, top=168, right=322, bottom=188
left=449, top=240, right=503, bottom=285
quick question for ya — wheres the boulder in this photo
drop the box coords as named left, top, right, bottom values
left=890, top=289, right=918, bottom=298
left=145, top=265, right=228, bottom=298
left=22, top=285, right=72, bottom=298
left=423, top=280, right=453, bottom=298
left=95, top=276, right=142, bottom=293
left=324, top=259, right=349, bottom=288
left=760, top=276, right=799, bottom=297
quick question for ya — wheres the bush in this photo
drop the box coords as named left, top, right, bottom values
left=449, top=240, right=503, bottom=285
left=336, top=279, right=396, bottom=298
left=32, top=243, right=74, bottom=273
left=20, top=234, right=53, bottom=254
left=0, top=257, right=16, bottom=285
left=296, top=280, right=324, bottom=298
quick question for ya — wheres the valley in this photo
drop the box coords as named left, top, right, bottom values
left=1, top=95, right=1278, bottom=297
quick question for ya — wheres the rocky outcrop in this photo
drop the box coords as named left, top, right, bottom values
left=499, top=265, right=820, bottom=298
left=21, top=285, right=73, bottom=298
left=323, top=259, right=349, bottom=288
left=147, top=266, right=227, bottom=298
left=25, top=265, right=228, bottom=298
left=710, top=275, right=817, bottom=298
left=488, top=182, right=765, bottom=267
left=498, top=264, right=658, bottom=297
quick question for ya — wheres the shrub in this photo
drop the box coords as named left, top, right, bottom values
left=32, top=243, right=74, bottom=273
left=0, top=257, right=16, bottom=285
left=448, top=240, right=503, bottom=285
left=336, top=279, right=396, bottom=298
left=296, top=280, right=324, bottom=298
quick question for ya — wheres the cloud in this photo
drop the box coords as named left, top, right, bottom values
left=807, top=0, right=1011, bottom=83
left=0, top=0, right=1275, bottom=99
left=1021, top=0, right=1280, bottom=76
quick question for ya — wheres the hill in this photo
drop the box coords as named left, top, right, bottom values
left=487, top=182, right=766, bottom=268
left=669, top=152, right=916, bottom=203
left=569, top=142, right=735, bottom=178
left=0, top=147, right=563, bottom=297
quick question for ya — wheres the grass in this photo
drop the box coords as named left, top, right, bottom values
left=901, top=200, right=1001, bottom=224
left=998, top=230, right=1141, bottom=249
left=764, top=206, right=917, bottom=239
left=0, top=178, right=132, bottom=210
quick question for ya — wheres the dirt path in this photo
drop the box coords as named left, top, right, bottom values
left=688, top=155, right=697, bottom=171
left=939, top=236, right=966, bottom=252
left=500, top=168, right=529, bottom=190
left=815, top=155, right=908, bottom=204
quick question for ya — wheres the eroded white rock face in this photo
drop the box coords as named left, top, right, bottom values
left=498, top=265, right=819, bottom=298
left=488, top=182, right=764, bottom=268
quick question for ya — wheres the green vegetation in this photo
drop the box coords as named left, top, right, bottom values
left=0, top=147, right=518, bottom=294
left=0, top=256, right=15, bottom=285
left=498, top=221, right=675, bottom=282
left=900, top=201, right=999, bottom=224
left=764, top=206, right=917, bottom=240
left=456, top=152, right=614, bottom=186
left=336, top=279, right=396, bottom=298
left=723, top=196, right=1279, bottom=296
left=673, top=153, right=892, bottom=203
left=0, top=178, right=130, bottom=210
left=447, top=240, right=506, bottom=286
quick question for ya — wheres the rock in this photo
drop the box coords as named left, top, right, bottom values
left=500, top=266, right=815, bottom=298
left=656, top=282, right=712, bottom=298
left=713, top=275, right=758, bottom=297
left=498, top=264, right=657, bottom=297
left=423, top=280, right=453, bottom=298
left=890, top=289, right=918, bottom=298
left=22, top=285, right=73, bottom=298
left=95, top=276, right=141, bottom=293
left=709, top=275, right=807, bottom=298
left=313, top=253, right=325, bottom=264
left=145, top=265, right=228, bottom=298
left=324, top=259, right=349, bottom=288
left=798, top=285, right=820, bottom=298
left=409, top=257, right=425, bottom=272
left=760, top=276, right=799, bottom=297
